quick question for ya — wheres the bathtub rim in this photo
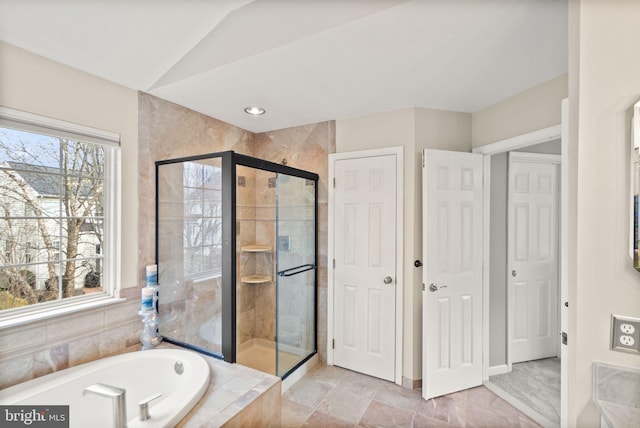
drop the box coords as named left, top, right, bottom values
left=0, top=348, right=211, bottom=427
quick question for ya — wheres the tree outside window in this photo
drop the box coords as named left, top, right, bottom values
left=0, top=127, right=105, bottom=311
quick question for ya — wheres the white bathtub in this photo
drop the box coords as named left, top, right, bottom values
left=0, top=348, right=210, bottom=428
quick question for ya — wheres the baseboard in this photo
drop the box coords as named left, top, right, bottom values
left=402, top=377, right=422, bottom=390
left=488, top=364, right=510, bottom=376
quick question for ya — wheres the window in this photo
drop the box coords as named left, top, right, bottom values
left=182, top=161, right=222, bottom=277
left=0, top=107, right=120, bottom=319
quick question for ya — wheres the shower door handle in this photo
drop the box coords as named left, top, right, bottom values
left=277, top=264, right=316, bottom=277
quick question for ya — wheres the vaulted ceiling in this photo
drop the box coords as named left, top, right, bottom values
left=0, top=0, right=567, bottom=133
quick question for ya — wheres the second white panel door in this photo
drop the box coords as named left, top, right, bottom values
left=422, top=149, right=484, bottom=400
left=333, top=154, right=397, bottom=381
left=508, top=152, right=560, bottom=363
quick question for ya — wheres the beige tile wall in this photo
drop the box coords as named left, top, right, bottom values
left=0, top=287, right=141, bottom=389
left=0, top=92, right=333, bottom=390
left=138, top=92, right=335, bottom=362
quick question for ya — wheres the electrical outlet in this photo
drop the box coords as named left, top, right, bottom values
left=620, top=335, right=635, bottom=346
left=621, top=323, right=636, bottom=335
left=611, top=315, right=640, bottom=354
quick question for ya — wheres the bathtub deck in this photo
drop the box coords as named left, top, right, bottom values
left=152, top=343, right=281, bottom=427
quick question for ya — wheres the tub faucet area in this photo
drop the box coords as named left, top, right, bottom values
left=139, top=393, right=162, bottom=421
left=83, top=383, right=127, bottom=428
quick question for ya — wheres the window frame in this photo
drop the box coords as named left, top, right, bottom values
left=0, top=106, right=122, bottom=328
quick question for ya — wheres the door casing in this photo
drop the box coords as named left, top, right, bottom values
left=473, top=121, right=567, bottom=428
left=327, top=146, right=404, bottom=386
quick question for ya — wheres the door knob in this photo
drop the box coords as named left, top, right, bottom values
left=512, top=270, right=517, bottom=277
left=383, top=276, right=393, bottom=284
left=429, top=283, right=448, bottom=292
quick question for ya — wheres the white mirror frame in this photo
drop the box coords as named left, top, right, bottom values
left=630, top=101, right=640, bottom=265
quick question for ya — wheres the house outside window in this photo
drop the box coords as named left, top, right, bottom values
left=0, top=107, right=120, bottom=318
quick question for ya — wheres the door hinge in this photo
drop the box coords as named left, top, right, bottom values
left=333, top=259, right=335, bottom=269
left=333, top=177, right=336, bottom=188
left=332, top=339, right=335, bottom=349
left=422, top=283, right=425, bottom=291
left=422, top=151, right=425, bottom=168
left=561, top=331, right=568, bottom=345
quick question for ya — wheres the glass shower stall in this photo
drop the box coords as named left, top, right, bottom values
left=155, top=151, right=317, bottom=378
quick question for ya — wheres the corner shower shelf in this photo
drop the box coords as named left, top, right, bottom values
left=241, top=274, right=272, bottom=284
left=241, top=244, right=273, bottom=284
left=241, top=245, right=272, bottom=252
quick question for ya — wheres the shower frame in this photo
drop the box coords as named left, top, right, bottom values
left=155, top=150, right=319, bottom=378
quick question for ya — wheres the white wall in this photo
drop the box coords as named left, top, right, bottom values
left=571, top=1, right=640, bottom=426
left=0, top=41, right=139, bottom=291
left=336, top=107, right=472, bottom=381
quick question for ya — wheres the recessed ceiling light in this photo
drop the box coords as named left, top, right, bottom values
left=244, top=106, right=265, bottom=116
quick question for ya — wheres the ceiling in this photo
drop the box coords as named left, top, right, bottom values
left=0, top=0, right=567, bottom=133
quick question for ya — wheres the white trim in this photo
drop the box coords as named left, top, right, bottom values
left=560, top=98, right=569, bottom=428
left=477, top=125, right=562, bottom=384
left=473, top=125, right=562, bottom=156
left=0, top=295, right=125, bottom=330
left=0, top=108, right=123, bottom=324
left=633, top=101, right=640, bottom=151
left=0, top=106, right=120, bottom=146
left=630, top=102, right=640, bottom=259
left=327, top=146, right=404, bottom=386
left=488, top=364, right=510, bottom=377
left=478, top=122, right=567, bottom=428
left=509, top=152, right=561, bottom=164
left=106, top=145, right=122, bottom=298
left=482, top=155, right=491, bottom=382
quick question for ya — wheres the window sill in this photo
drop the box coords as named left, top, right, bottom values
left=0, top=295, right=126, bottom=330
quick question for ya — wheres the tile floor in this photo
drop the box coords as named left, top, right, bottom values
left=282, top=364, right=542, bottom=427
left=489, top=358, right=560, bottom=426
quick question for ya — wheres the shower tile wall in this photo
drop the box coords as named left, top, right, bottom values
left=237, top=168, right=277, bottom=348
left=0, top=92, right=334, bottom=390
left=138, top=92, right=335, bottom=362
left=254, top=170, right=277, bottom=342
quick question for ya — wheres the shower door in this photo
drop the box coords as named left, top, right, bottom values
left=275, top=173, right=317, bottom=377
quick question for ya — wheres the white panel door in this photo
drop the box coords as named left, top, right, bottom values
left=508, top=152, right=560, bottom=363
left=422, top=149, right=483, bottom=400
left=334, top=155, right=397, bottom=381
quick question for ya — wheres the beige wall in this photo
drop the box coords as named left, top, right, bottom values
left=336, top=107, right=472, bottom=381
left=0, top=41, right=140, bottom=291
left=571, top=1, right=640, bottom=426
left=0, top=42, right=141, bottom=388
left=472, top=74, right=568, bottom=148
